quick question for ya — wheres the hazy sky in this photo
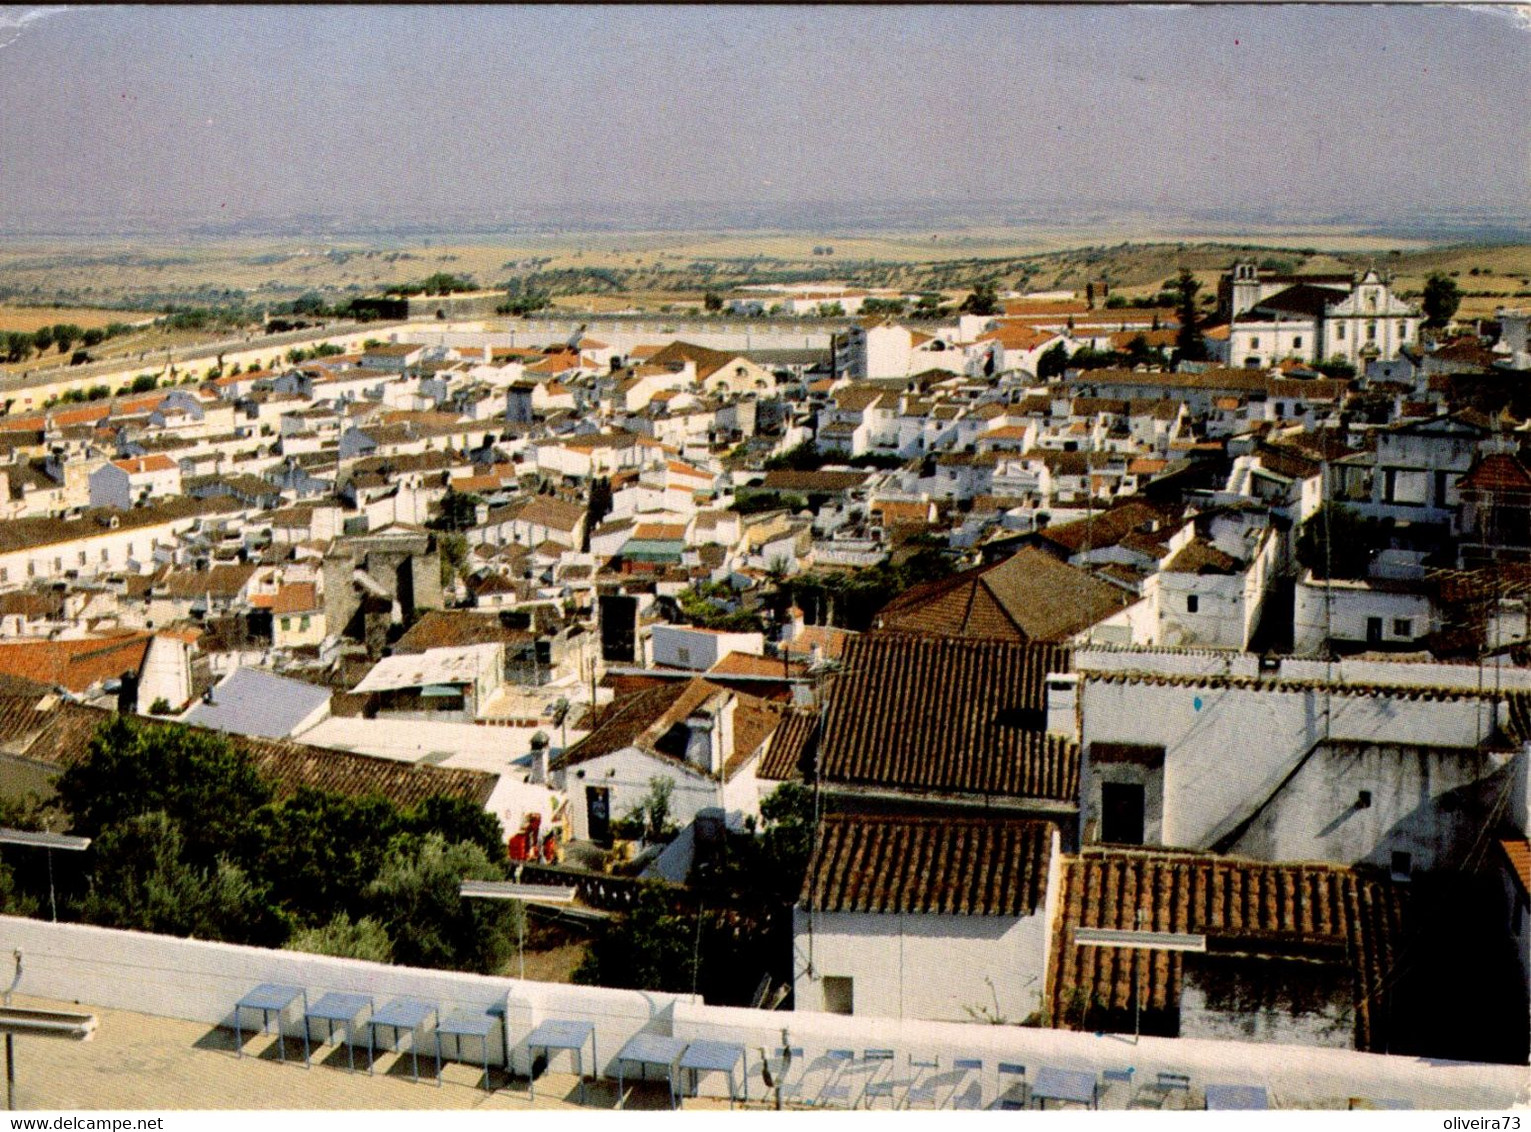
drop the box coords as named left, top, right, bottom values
left=0, top=4, right=1526, bottom=229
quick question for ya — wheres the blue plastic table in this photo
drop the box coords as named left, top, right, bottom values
left=305, top=992, right=373, bottom=1073
left=437, top=1008, right=501, bottom=1091
left=678, top=1039, right=747, bottom=1108
left=1032, top=1066, right=1098, bottom=1109
left=615, top=1032, right=689, bottom=1109
left=367, top=999, right=438, bottom=1084
left=523, top=1018, right=596, bottom=1103
left=234, top=984, right=309, bottom=1065
left=1206, top=1083, right=1269, bottom=1110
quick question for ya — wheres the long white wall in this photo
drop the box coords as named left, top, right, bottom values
left=0, top=917, right=1521, bottom=1108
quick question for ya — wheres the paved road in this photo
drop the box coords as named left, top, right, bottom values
left=0, top=319, right=410, bottom=396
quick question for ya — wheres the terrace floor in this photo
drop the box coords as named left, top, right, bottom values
left=4, top=995, right=733, bottom=1112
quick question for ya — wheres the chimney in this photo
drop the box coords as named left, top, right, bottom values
left=529, top=730, right=550, bottom=784
left=685, top=712, right=717, bottom=773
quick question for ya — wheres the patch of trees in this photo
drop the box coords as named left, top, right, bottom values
left=782, top=547, right=957, bottom=631
left=762, top=441, right=905, bottom=473
left=386, top=273, right=479, bottom=298
left=1423, top=273, right=1463, bottom=329
left=574, top=783, right=813, bottom=1004
left=3, top=717, right=523, bottom=973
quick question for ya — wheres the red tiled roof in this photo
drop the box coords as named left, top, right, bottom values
left=817, top=634, right=1077, bottom=802
left=272, top=583, right=319, bottom=615
left=0, top=632, right=151, bottom=693
left=1501, top=838, right=1531, bottom=898
left=803, top=813, right=1057, bottom=916
left=1047, top=847, right=1407, bottom=1052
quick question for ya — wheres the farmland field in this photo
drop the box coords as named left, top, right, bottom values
left=0, top=305, right=153, bottom=333
left=0, top=227, right=1527, bottom=325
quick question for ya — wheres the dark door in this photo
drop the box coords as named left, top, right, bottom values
left=1101, top=782, right=1146, bottom=845
left=586, top=786, right=611, bottom=844
left=1366, top=617, right=1384, bottom=645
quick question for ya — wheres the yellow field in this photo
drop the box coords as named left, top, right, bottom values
left=0, top=304, right=150, bottom=333
left=0, top=229, right=1525, bottom=328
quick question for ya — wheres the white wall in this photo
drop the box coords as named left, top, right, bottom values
left=0, top=916, right=1521, bottom=1108
left=650, top=625, right=762, bottom=671
left=792, top=908, right=1049, bottom=1024
left=1080, top=676, right=1507, bottom=851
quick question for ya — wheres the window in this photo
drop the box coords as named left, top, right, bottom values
left=1101, top=782, right=1146, bottom=845
left=280, top=617, right=291, bottom=631
left=100, top=548, right=108, bottom=563
left=1293, top=336, right=1303, bottom=350
left=676, top=646, right=691, bottom=666
left=0, top=569, right=7, bottom=584
left=53, top=557, right=61, bottom=573
left=1249, top=336, right=1261, bottom=349
left=823, top=976, right=854, bottom=1016
left=300, top=616, right=311, bottom=631
left=26, top=563, right=34, bottom=579
left=1336, top=323, right=1347, bottom=341
left=1393, top=618, right=1412, bottom=638
left=1390, top=850, right=1412, bottom=878
left=1186, top=594, right=1199, bottom=614
left=1367, top=321, right=1377, bottom=342
left=77, top=551, right=86, bottom=567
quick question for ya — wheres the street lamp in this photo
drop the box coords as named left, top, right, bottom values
left=458, top=880, right=576, bottom=980
left=0, top=829, right=91, bottom=923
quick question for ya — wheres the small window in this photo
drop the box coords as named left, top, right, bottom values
left=77, top=551, right=86, bottom=567
left=823, top=976, right=854, bottom=1015
left=0, top=568, right=7, bottom=584
left=280, top=617, right=291, bottom=631
left=676, top=646, right=691, bottom=666
left=1393, top=618, right=1412, bottom=638
left=1391, top=850, right=1412, bottom=878
left=1367, top=322, right=1378, bottom=342
left=1337, top=324, right=1347, bottom=341
left=1187, top=594, right=1199, bottom=614
left=300, top=616, right=310, bottom=631
left=100, top=548, right=109, bottom=563
left=1249, top=336, right=1261, bottom=349
left=1293, top=336, right=1303, bottom=349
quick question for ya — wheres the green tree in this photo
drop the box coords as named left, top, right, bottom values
left=245, top=787, right=404, bottom=925
left=130, top=374, right=158, bottom=393
left=960, top=281, right=1000, bottom=317
left=77, top=812, right=287, bottom=945
left=407, top=795, right=505, bottom=860
left=52, top=324, right=83, bottom=354
left=365, top=833, right=520, bottom=973
left=758, top=782, right=815, bottom=889
left=81, top=328, right=106, bottom=348
left=286, top=913, right=393, bottom=964
left=3, top=332, right=31, bottom=363
left=437, top=531, right=469, bottom=588
left=56, top=717, right=274, bottom=871
left=1037, top=340, right=1070, bottom=381
left=435, top=489, right=482, bottom=532
left=703, top=291, right=723, bottom=313
left=31, top=326, right=54, bottom=355
left=1422, top=272, right=1463, bottom=329
left=573, top=885, right=697, bottom=993
left=1172, top=269, right=1206, bottom=362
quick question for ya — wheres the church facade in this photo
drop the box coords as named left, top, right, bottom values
left=1221, top=262, right=1421, bottom=370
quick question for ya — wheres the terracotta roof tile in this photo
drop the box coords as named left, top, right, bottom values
left=817, top=635, right=1077, bottom=802
left=803, top=813, right=1057, bottom=916
left=1047, top=847, right=1407, bottom=1052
